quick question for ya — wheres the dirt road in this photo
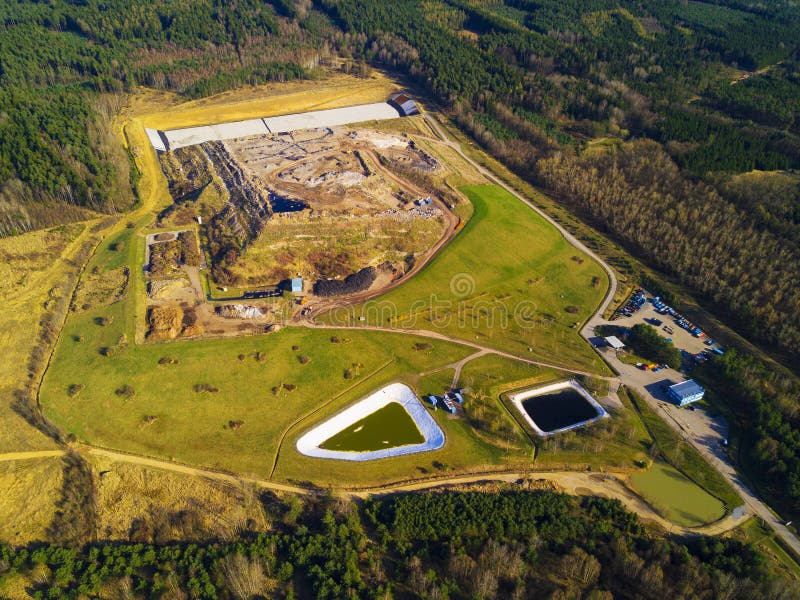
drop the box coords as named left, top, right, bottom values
left=0, top=447, right=744, bottom=537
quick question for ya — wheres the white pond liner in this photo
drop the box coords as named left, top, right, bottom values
left=508, top=380, right=609, bottom=438
left=153, top=102, right=403, bottom=151
left=296, top=382, right=445, bottom=461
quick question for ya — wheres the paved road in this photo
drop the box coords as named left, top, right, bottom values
left=584, top=314, right=800, bottom=557
left=424, top=112, right=800, bottom=555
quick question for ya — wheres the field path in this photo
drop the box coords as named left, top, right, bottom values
left=304, top=322, right=610, bottom=380
left=45, top=445, right=748, bottom=537
left=0, top=450, right=65, bottom=462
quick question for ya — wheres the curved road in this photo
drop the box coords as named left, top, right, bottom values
left=420, top=112, right=800, bottom=558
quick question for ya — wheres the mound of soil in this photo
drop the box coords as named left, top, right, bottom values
left=314, top=266, right=376, bottom=297
left=216, top=304, right=265, bottom=319
left=147, top=305, right=184, bottom=340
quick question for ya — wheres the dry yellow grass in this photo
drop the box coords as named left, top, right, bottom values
left=89, top=455, right=269, bottom=542
left=136, top=72, right=400, bottom=130
left=0, top=224, right=93, bottom=453
left=0, top=457, right=64, bottom=545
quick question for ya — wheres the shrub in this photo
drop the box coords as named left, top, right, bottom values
left=298, top=355, right=311, bottom=364
left=158, top=357, right=179, bottom=365
left=67, top=384, right=84, bottom=397
left=143, top=415, right=158, bottom=425
left=238, top=354, right=246, bottom=361
left=95, top=316, right=112, bottom=326
left=413, top=342, right=433, bottom=351
left=193, top=383, right=220, bottom=393
left=565, top=305, right=579, bottom=314
left=228, top=420, right=244, bottom=430
left=115, top=385, right=135, bottom=399
left=292, top=345, right=300, bottom=351
left=282, top=383, right=296, bottom=392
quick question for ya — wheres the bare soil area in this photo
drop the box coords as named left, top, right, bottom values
left=157, top=124, right=460, bottom=300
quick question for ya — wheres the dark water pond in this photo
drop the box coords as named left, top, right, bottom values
left=270, top=193, right=308, bottom=213
left=521, top=388, right=599, bottom=433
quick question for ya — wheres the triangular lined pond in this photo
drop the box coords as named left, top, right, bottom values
left=320, top=402, right=425, bottom=451
left=296, top=383, right=445, bottom=461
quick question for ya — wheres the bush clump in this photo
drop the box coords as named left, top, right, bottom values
left=158, top=356, right=179, bottom=365
left=627, top=323, right=682, bottom=368
left=115, top=385, right=135, bottom=399
left=67, top=384, right=84, bottom=398
left=298, top=355, right=311, bottom=365
left=313, top=266, right=376, bottom=297
left=193, top=383, right=220, bottom=393
left=413, top=342, right=433, bottom=351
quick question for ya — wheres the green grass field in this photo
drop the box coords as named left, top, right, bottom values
left=631, top=462, right=726, bottom=527
left=40, top=297, right=476, bottom=477
left=322, top=185, right=609, bottom=373
left=38, top=114, right=630, bottom=488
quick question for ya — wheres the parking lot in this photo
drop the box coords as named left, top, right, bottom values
left=611, top=294, right=715, bottom=357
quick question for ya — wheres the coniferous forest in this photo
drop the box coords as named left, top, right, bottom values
left=2, top=490, right=795, bottom=599
left=3, top=0, right=800, bottom=561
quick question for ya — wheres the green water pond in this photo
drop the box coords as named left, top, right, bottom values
left=631, top=462, right=726, bottom=527
left=320, top=402, right=424, bottom=452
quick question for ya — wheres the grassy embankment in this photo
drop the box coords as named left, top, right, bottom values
left=136, top=72, right=399, bottom=131
left=323, top=184, right=610, bottom=374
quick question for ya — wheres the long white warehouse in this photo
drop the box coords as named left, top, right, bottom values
left=147, top=101, right=404, bottom=151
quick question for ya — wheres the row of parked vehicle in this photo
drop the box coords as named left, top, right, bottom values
left=612, top=289, right=647, bottom=319
left=652, top=297, right=707, bottom=339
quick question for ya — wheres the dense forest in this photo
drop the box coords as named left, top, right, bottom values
left=5, top=0, right=798, bottom=354
left=1, top=489, right=794, bottom=599
left=0, top=0, right=328, bottom=236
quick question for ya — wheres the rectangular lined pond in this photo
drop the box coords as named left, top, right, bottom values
left=509, top=380, right=608, bottom=437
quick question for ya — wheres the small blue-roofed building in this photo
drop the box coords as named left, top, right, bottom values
left=667, top=380, right=705, bottom=406
left=291, top=277, right=303, bottom=293
left=453, top=392, right=464, bottom=404
left=427, top=395, right=438, bottom=407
